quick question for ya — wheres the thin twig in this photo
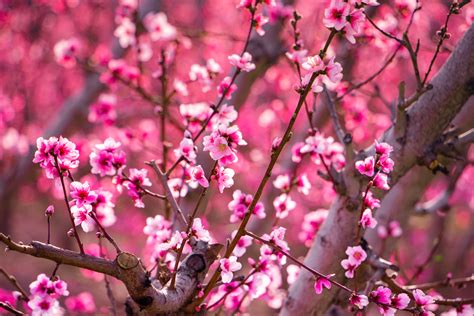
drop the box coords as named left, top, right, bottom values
left=0, top=267, right=29, bottom=300
left=146, top=160, right=188, bottom=226
left=0, top=302, right=24, bottom=315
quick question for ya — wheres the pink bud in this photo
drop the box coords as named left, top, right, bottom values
left=45, top=205, right=55, bottom=216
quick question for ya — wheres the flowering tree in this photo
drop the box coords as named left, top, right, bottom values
left=0, top=0, right=473, bottom=315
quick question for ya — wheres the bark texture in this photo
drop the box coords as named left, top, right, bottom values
left=282, top=24, right=474, bottom=316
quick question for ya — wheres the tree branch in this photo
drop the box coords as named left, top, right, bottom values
left=282, top=24, right=474, bottom=316
left=0, top=233, right=222, bottom=314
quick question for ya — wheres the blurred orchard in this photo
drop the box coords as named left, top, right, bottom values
left=0, top=0, right=473, bottom=315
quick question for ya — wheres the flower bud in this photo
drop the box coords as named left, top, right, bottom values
left=45, top=205, right=55, bottom=216
left=67, top=229, right=75, bottom=237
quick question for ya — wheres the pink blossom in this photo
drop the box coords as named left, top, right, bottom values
left=33, top=136, right=80, bottom=179
left=375, top=141, right=394, bottom=156
left=273, top=174, right=291, bottom=192
left=228, top=190, right=266, bottom=223
left=114, top=18, right=136, bottom=48
left=191, top=218, right=212, bottom=242
left=215, top=104, right=238, bottom=126
left=71, top=204, right=95, bottom=233
left=363, top=191, right=381, bottom=208
left=344, top=9, right=365, bottom=44
left=392, top=293, right=410, bottom=309
left=413, top=289, right=435, bottom=307
left=286, top=264, right=300, bottom=285
left=302, top=55, right=325, bottom=73
left=144, top=12, right=177, bottom=41
left=203, top=125, right=246, bottom=166
left=92, top=190, right=117, bottom=227
left=296, top=173, right=311, bottom=195
left=370, top=286, right=392, bottom=305
left=231, top=231, right=253, bottom=257
left=179, top=102, right=211, bottom=133
left=189, top=165, right=209, bottom=188
left=220, top=256, right=242, bottom=283
left=203, top=134, right=234, bottom=161
left=137, top=41, right=153, bottom=61
left=350, top=293, right=369, bottom=309
left=214, top=166, right=235, bottom=193
left=352, top=0, right=380, bottom=6
left=314, top=276, right=332, bottom=294
left=45, top=205, right=55, bottom=216
left=323, top=0, right=350, bottom=31
left=346, top=245, right=367, bottom=265
left=29, top=274, right=69, bottom=298
left=173, top=79, right=188, bottom=96
left=373, top=172, right=390, bottom=190
left=65, top=292, right=96, bottom=313
left=89, top=138, right=126, bottom=177
left=254, top=14, right=269, bottom=36
left=360, top=208, right=377, bottom=229
left=273, top=193, right=297, bottom=219
left=175, top=137, right=197, bottom=163
left=217, top=77, right=238, bottom=100
left=28, top=295, right=63, bottom=316
left=324, top=56, right=343, bottom=83
left=379, top=154, right=395, bottom=173
left=228, top=52, right=256, bottom=72
left=189, top=64, right=212, bottom=92
left=143, top=215, right=172, bottom=244
left=123, top=168, right=152, bottom=208
left=291, top=142, right=305, bottom=163
left=286, top=49, right=308, bottom=64
left=206, top=58, right=222, bottom=75
left=70, top=181, right=97, bottom=207
left=262, top=226, right=289, bottom=251
left=29, top=273, right=51, bottom=297
left=88, top=93, right=117, bottom=125
left=54, top=38, right=80, bottom=68
left=356, top=156, right=375, bottom=177
left=341, top=259, right=357, bottom=278
left=168, top=177, right=188, bottom=199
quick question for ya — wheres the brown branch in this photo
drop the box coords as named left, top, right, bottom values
left=0, top=233, right=223, bottom=314
left=0, top=267, right=29, bottom=301
left=146, top=160, right=188, bottom=227
left=0, top=302, right=24, bottom=315
left=384, top=275, right=474, bottom=307
left=404, top=274, right=474, bottom=291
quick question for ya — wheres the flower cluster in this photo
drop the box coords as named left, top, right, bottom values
left=143, top=215, right=211, bottom=266
left=89, top=138, right=127, bottom=177
left=355, top=141, right=395, bottom=230
left=323, top=0, right=379, bottom=44
left=69, top=181, right=116, bottom=232
left=299, top=55, right=343, bottom=93
left=28, top=274, right=69, bottom=315
left=292, top=131, right=346, bottom=171
left=340, top=245, right=367, bottom=278
left=369, top=286, right=410, bottom=315
left=33, top=136, right=80, bottom=179
left=203, top=124, right=247, bottom=166
left=122, top=168, right=152, bottom=208
left=272, top=173, right=312, bottom=220
left=228, top=190, right=266, bottom=223
left=228, top=52, right=256, bottom=72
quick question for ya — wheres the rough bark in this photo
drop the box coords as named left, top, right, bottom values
left=282, top=24, right=474, bottom=316
left=0, top=233, right=221, bottom=315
